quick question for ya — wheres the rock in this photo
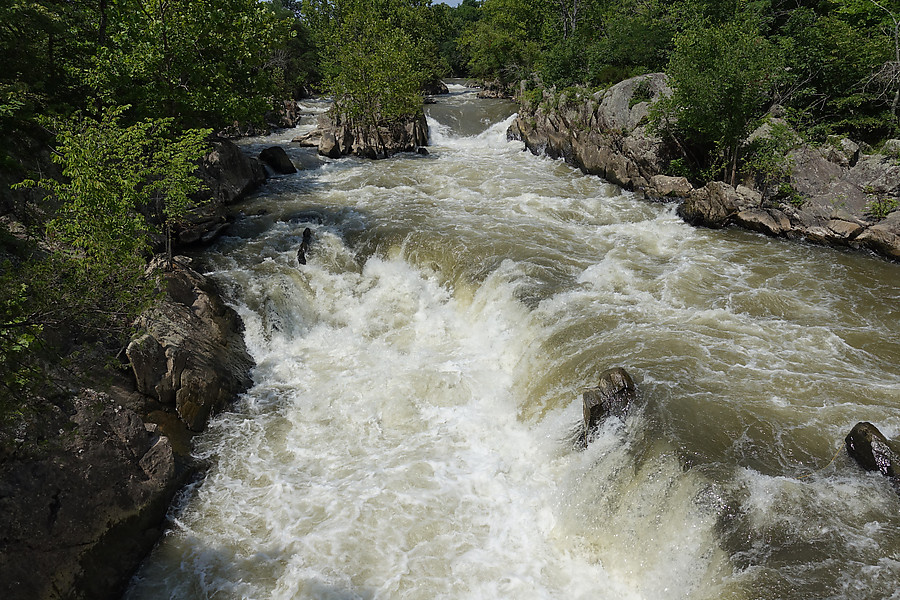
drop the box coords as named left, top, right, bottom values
left=196, top=137, right=267, bottom=206
left=509, top=74, right=671, bottom=192
left=292, top=131, right=322, bottom=147
left=855, top=212, right=900, bottom=259
left=297, top=227, right=312, bottom=266
left=318, top=131, right=342, bottom=159
left=316, top=111, right=429, bottom=159
left=477, top=80, right=513, bottom=98
left=127, top=256, right=254, bottom=431
left=0, top=390, right=193, bottom=600
left=582, top=367, right=637, bottom=438
left=259, top=146, right=297, bottom=174
left=882, top=139, right=900, bottom=157
left=650, top=174, right=692, bottom=199
left=172, top=137, right=267, bottom=249
left=845, top=422, right=900, bottom=487
left=423, top=79, right=449, bottom=95
left=678, top=181, right=752, bottom=228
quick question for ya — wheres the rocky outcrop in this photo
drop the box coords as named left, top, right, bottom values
left=176, top=138, right=267, bottom=247
left=0, top=390, right=193, bottom=600
left=846, top=422, right=900, bottom=490
left=423, top=79, right=450, bottom=96
left=259, top=145, right=297, bottom=175
left=316, top=112, right=429, bottom=159
left=580, top=367, right=638, bottom=445
left=677, top=150, right=900, bottom=259
left=510, top=75, right=900, bottom=260
left=127, top=256, right=254, bottom=432
left=477, top=80, right=515, bottom=99
left=509, top=74, right=674, bottom=194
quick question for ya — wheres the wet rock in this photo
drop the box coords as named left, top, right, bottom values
left=582, top=367, right=637, bottom=439
left=423, top=79, right=449, bottom=96
left=297, top=227, right=312, bottom=265
left=259, top=145, right=297, bottom=174
left=127, top=256, right=254, bottom=431
left=196, top=137, right=267, bottom=206
left=173, top=137, right=267, bottom=248
left=649, top=174, right=692, bottom=199
left=845, top=422, right=900, bottom=488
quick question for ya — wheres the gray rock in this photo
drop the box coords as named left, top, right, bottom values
left=317, top=112, right=429, bottom=159
left=582, top=367, right=637, bottom=439
left=846, top=422, right=900, bottom=488
left=649, top=175, right=693, bottom=198
left=508, top=74, right=670, bottom=192
left=128, top=256, right=254, bottom=431
left=259, top=146, right=297, bottom=174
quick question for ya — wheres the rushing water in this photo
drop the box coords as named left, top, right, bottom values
left=126, top=85, right=900, bottom=600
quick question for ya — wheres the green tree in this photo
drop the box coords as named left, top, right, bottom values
left=3, top=106, right=211, bottom=402
left=317, top=0, right=429, bottom=140
left=655, top=18, right=779, bottom=184
left=89, top=0, right=292, bottom=128
left=461, top=0, right=546, bottom=85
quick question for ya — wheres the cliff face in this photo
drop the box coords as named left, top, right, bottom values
left=508, top=74, right=674, bottom=194
left=317, top=112, right=429, bottom=160
left=509, top=74, right=900, bottom=261
left=0, top=263, right=254, bottom=600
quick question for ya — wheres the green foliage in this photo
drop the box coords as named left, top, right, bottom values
left=3, top=106, right=211, bottom=399
left=15, top=107, right=211, bottom=262
left=655, top=18, right=779, bottom=184
left=461, top=0, right=545, bottom=84
left=89, top=0, right=292, bottom=128
left=865, top=196, right=899, bottom=219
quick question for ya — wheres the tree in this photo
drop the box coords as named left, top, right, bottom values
left=317, top=0, right=429, bottom=140
left=461, top=0, right=546, bottom=85
left=838, top=0, right=900, bottom=132
left=89, top=0, right=292, bottom=128
left=3, top=106, right=211, bottom=402
left=655, top=18, right=779, bottom=184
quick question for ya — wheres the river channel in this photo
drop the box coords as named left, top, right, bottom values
left=125, top=85, right=900, bottom=599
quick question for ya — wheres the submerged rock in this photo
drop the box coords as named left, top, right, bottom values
left=845, top=422, right=900, bottom=487
left=582, top=367, right=637, bottom=442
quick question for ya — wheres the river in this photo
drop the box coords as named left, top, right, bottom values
left=125, top=85, right=900, bottom=599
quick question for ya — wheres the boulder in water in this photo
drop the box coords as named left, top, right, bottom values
left=845, top=422, right=900, bottom=483
left=259, top=145, right=297, bottom=174
left=582, top=367, right=637, bottom=438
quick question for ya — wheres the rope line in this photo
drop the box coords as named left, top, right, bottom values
left=798, top=443, right=845, bottom=479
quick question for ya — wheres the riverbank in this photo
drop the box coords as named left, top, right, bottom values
left=507, top=74, right=900, bottom=261
left=0, top=131, right=275, bottom=599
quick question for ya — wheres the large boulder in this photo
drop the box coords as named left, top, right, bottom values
left=582, top=367, right=638, bottom=441
left=0, top=390, right=191, bottom=600
left=259, top=145, right=297, bottom=174
left=508, top=74, right=672, bottom=192
left=173, top=138, right=267, bottom=248
left=126, top=256, right=254, bottom=432
left=316, top=112, right=429, bottom=159
left=845, top=422, right=900, bottom=485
